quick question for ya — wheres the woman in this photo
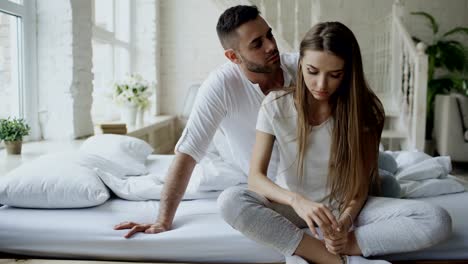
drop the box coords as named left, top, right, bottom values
left=218, top=22, right=451, bottom=264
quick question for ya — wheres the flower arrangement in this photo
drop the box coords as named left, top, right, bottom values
left=112, top=74, right=154, bottom=110
left=0, top=117, right=30, bottom=142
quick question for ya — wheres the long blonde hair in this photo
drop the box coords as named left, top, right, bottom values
left=294, top=22, right=385, bottom=212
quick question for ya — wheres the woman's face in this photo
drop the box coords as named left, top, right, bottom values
left=301, top=50, right=345, bottom=102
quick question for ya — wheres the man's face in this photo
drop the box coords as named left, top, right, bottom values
left=234, top=17, right=280, bottom=73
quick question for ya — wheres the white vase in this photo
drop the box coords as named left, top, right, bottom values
left=120, top=105, right=138, bottom=126
left=137, top=108, right=145, bottom=127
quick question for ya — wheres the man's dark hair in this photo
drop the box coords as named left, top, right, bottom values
left=216, top=5, right=260, bottom=50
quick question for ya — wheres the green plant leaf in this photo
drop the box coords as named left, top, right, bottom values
left=0, top=117, right=31, bottom=142
left=435, top=40, right=466, bottom=72
left=411, top=11, right=439, bottom=34
left=415, top=11, right=468, bottom=138
left=443, top=27, right=468, bottom=38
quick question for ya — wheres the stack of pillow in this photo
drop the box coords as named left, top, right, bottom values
left=0, top=134, right=154, bottom=208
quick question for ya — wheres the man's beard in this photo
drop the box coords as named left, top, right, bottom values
left=239, top=52, right=280, bottom=74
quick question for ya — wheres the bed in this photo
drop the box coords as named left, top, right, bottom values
left=0, top=190, right=467, bottom=263
left=0, top=152, right=468, bottom=263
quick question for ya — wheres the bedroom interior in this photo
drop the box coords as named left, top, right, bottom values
left=0, top=0, right=467, bottom=263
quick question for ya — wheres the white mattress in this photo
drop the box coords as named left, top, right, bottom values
left=1, top=192, right=468, bottom=262
left=0, top=197, right=283, bottom=262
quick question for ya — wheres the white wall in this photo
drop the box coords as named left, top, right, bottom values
left=37, top=0, right=94, bottom=140
left=316, top=0, right=468, bottom=44
left=403, top=0, right=468, bottom=44
left=159, top=0, right=226, bottom=116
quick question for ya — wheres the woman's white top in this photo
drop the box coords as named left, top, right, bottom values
left=256, top=90, right=332, bottom=203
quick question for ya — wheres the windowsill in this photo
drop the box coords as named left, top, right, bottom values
left=122, top=115, right=175, bottom=136
left=0, top=115, right=176, bottom=176
left=0, top=139, right=84, bottom=177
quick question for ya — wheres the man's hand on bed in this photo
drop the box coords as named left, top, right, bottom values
left=114, top=221, right=171, bottom=238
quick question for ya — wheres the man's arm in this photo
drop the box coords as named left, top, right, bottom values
left=114, top=152, right=196, bottom=238
left=156, top=152, right=196, bottom=227
left=115, top=73, right=227, bottom=238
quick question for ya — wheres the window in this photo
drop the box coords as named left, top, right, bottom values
left=0, top=11, right=21, bottom=119
left=0, top=0, right=37, bottom=144
left=92, top=0, right=133, bottom=123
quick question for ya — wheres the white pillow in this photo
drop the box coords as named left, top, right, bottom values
left=145, top=154, right=175, bottom=177
left=80, top=134, right=154, bottom=175
left=146, top=154, right=246, bottom=192
left=394, top=151, right=432, bottom=173
left=0, top=152, right=110, bottom=208
left=94, top=169, right=221, bottom=200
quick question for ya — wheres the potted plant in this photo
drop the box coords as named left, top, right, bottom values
left=411, top=11, right=468, bottom=140
left=0, top=117, right=31, bottom=155
left=112, top=73, right=154, bottom=126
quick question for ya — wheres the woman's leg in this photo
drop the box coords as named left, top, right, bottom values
left=345, top=196, right=452, bottom=257
left=218, top=186, right=343, bottom=264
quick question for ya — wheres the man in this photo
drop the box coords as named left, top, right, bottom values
left=114, top=5, right=299, bottom=238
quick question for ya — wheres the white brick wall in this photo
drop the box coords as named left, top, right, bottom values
left=70, top=0, right=94, bottom=139
left=315, top=0, right=468, bottom=44
left=403, top=0, right=468, bottom=44
left=37, top=0, right=94, bottom=140
left=159, top=0, right=226, bottom=116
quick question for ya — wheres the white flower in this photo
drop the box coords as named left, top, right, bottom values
left=112, top=73, right=154, bottom=110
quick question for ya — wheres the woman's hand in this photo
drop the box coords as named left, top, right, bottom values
left=323, top=213, right=353, bottom=254
left=323, top=220, right=349, bottom=255
left=290, top=193, right=339, bottom=239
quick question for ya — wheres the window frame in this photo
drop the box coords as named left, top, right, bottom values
left=91, top=0, right=135, bottom=123
left=0, top=0, right=39, bottom=148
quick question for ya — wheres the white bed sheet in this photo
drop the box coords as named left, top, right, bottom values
left=0, top=198, right=282, bottom=263
left=1, top=192, right=468, bottom=262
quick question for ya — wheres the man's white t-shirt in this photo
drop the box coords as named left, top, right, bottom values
left=175, top=53, right=299, bottom=178
left=256, top=90, right=333, bottom=203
